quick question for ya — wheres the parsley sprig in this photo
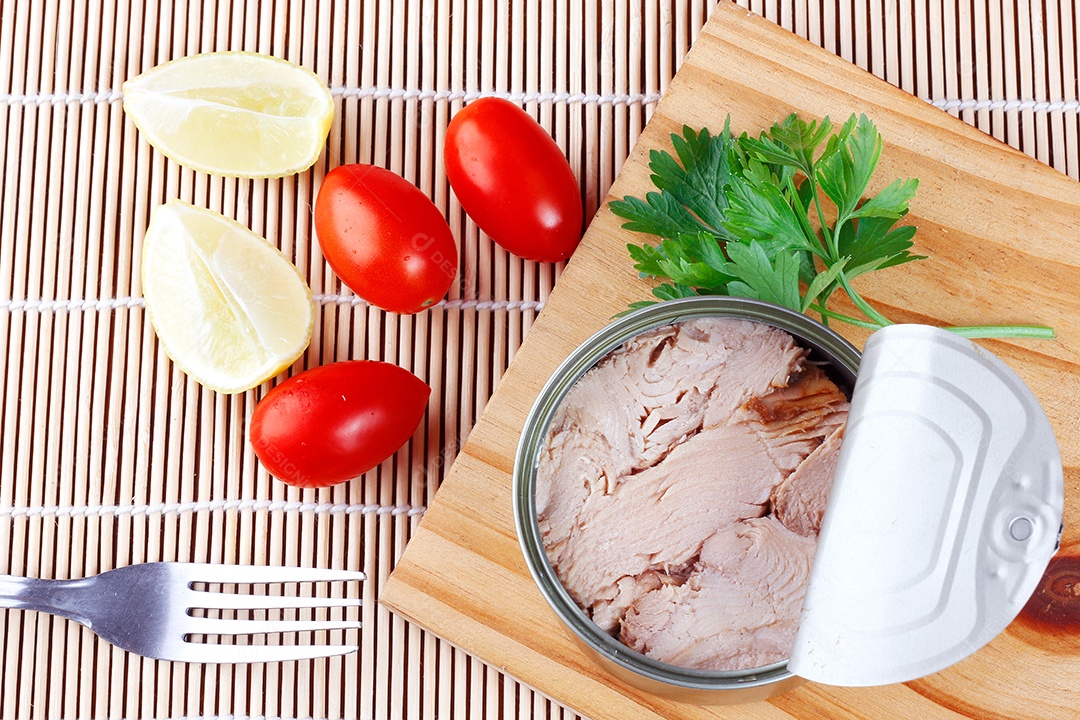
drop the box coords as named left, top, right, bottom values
left=610, top=113, right=1053, bottom=340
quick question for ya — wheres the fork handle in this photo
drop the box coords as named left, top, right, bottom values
left=0, top=575, right=91, bottom=624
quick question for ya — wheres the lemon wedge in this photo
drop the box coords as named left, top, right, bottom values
left=142, top=199, right=315, bottom=394
left=122, top=52, right=334, bottom=178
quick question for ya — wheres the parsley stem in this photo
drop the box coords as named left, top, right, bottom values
left=809, top=308, right=1055, bottom=340
left=943, top=325, right=1056, bottom=340
left=809, top=304, right=884, bottom=330
left=811, top=183, right=837, bottom=259
left=787, top=176, right=828, bottom=256
left=837, top=273, right=894, bottom=327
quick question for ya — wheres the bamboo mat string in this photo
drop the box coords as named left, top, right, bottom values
left=0, top=498, right=426, bottom=519
left=19, top=87, right=1080, bottom=114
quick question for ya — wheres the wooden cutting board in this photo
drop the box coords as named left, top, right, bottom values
left=381, top=2, right=1080, bottom=718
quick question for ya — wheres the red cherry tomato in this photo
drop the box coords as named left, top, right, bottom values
left=314, top=164, right=458, bottom=314
left=444, top=97, right=583, bottom=262
left=249, top=360, right=430, bottom=488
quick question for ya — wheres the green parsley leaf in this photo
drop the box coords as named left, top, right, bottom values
left=648, top=124, right=737, bottom=233
left=723, top=178, right=818, bottom=257
left=628, top=233, right=734, bottom=292
left=724, top=241, right=802, bottom=312
left=609, top=191, right=714, bottom=240
left=838, top=215, right=924, bottom=279
left=652, top=282, right=699, bottom=301
left=626, top=240, right=669, bottom=276
left=853, top=177, right=919, bottom=219
left=742, top=114, right=833, bottom=177
left=801, top=257, right=849, bottom=312
left=816, top=114, right=882, bottom=222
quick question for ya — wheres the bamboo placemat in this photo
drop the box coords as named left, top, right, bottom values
left=0, top=1, right=1076, bottom=719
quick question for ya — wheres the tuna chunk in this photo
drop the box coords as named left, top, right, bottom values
left=550, top=423, right=783, bottom=631
left=772, top=425, right=845, bottom=536
left=736, top=364, right=849, bottom=475
left=534, top=317, right=849, bottom=668
left=620, top=516, right=816, bottom=671
left=536, top=318, right=806, bottom=571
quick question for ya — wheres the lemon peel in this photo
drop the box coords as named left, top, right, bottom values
left=142, top=199, right=314, bottom=393
left=123, top=52, right=334, bottom=178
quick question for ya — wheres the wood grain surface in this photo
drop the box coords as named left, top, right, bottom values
left=380, top=2, right=1080, bottom=718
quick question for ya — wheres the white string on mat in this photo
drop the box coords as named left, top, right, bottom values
left=0, top=498, right=426, bottom=520
left=0, top=86, right=661, bottom=108
left=928, top=97, right=1080, bottom=113
left=0, top=295, right=546, bottom=314
left=3, top=87, right=1079, bottom=115
left=331, top=86, right=663, bottom=107
left=0, top=296, right=146, bottom=312
left=0, top=89, right=124, bottom=105
left=316, top=295, right=547, bottom=312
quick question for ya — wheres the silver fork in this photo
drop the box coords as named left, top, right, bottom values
left=0, top=562, right=365, bottom=663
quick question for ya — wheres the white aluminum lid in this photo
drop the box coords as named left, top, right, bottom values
left=788, top=324, right=1064, bottom=687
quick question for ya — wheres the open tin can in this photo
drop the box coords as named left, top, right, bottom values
left=512, top=296, right=1063, bottom=705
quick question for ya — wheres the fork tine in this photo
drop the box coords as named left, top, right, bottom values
left=189, top=592, right=362, bottom=612
left=175, top=642, right=361, bottom=664
left=187, top=617, right=363, bottom=636
left=178, top=563, right=366, bottom=586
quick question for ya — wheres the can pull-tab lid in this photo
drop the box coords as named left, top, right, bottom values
left=788, top=325, right=1063, bottom=687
